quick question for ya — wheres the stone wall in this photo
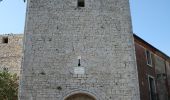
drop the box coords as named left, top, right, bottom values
left=20, top=0, right=140, bottom=100
left=0, top=34, right=23, bottom=75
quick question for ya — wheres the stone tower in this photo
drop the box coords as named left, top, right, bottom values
left=20, top=0, right=140, bottom=100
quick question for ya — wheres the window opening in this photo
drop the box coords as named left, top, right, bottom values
left=146, top=50, right=152, bottom=66
left=78, top=0, right=85, bottom=7
left=78, top=56, right=81, bottom=66
left=2, top=37, right=8, bottom=43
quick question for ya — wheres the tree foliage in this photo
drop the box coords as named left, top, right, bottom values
left=0, top=71, right=19, bottom=100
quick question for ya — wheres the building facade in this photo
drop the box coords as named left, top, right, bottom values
left=134, top=34, right=170, bottom=100
left=19, top=0, right=140, bottom=100
left=0, top=34, right=23, bottom=75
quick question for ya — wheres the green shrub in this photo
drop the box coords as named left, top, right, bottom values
left=0, top=71, right=19, bottom=100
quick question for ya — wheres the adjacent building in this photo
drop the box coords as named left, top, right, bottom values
left=134, top=34, right=170, bottom=100
left=0, top=34, right=23, bottom=75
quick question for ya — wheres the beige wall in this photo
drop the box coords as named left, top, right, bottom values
left=0, top=34, right=23, bottom=75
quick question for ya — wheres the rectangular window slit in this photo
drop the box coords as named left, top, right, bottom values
left=2, top=37, right=8, bottom=43
left=146, top=50, right=152, bottom=66
left=78, top=0, right=85, bottom=7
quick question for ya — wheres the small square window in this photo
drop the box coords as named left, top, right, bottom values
left=2, top=37, right=8, bottom=43
left=78, top=0, right=85, bottom=7
left=146, top=50, right=152, bottom=66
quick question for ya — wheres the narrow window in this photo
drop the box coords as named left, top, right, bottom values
left=78, top=0, right=85, bottom=7
left=146, top=50, right=152, bottom=66
left=78, top=56, right=81, bottom=66
left=78, top=59, right=81, bottom=66
left=2, top=37, right=8, bottom=43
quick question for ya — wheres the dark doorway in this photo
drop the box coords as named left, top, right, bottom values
left=65, top=93, right=96, bottom=100
left=148, top=76, right=156, bottom=100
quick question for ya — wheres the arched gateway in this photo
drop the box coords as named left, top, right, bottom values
left=65, top=93, right=96, bottom=100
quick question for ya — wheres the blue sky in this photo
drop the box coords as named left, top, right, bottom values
left=0, top=0, right=26, bottom=34
left=130, top=0, right=170, bottom=56
left=0, top=0, right=169, bottom=56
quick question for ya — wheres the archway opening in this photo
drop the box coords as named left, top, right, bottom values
left=65, top=93, right=96, bottom=100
